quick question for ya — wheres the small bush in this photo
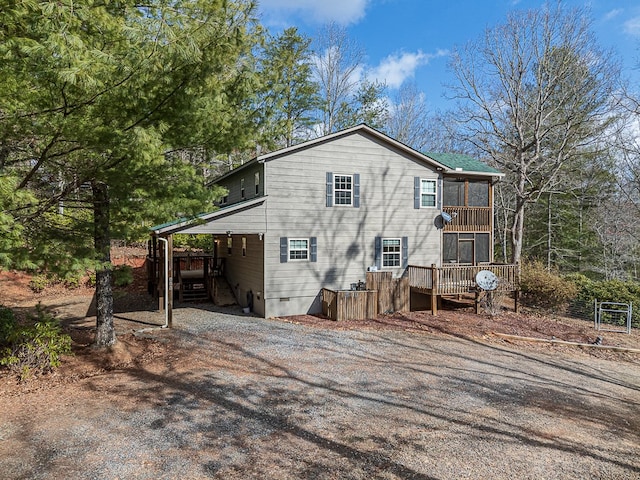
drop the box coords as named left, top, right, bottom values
left=519, top=261, right=578, bottom=311
left=28, top=273, right=50, bottom=293
left=113, top=265, right=133, bottom=287
left=0, top=305, right=17, bottom=346
left=86, top=271, right=96, bottom=287
left=0, top=304, right=72, bottom=381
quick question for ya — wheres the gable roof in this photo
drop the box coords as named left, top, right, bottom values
left=424, top=152, right=501, bottom=175
left=213, top=124, right=503, bottom=183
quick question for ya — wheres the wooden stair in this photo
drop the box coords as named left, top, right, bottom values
left=181, top=279, right=209, bottom=302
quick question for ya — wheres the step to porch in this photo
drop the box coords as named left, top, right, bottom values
left=180, top=280, right=209, bottom=302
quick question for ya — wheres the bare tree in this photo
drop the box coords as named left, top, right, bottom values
left=385, top=82, right=431, bottom=150
left=447, top=3, right=619, bottom=264
left=312, top=23, right=365, bottom=135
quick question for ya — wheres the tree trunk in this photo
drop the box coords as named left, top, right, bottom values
left=92, top=181, right=116, bottom=347
left=511, top=200, right=526, bottom=265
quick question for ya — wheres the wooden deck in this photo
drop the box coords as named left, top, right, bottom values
left=408, top=263, right=520, bottom=314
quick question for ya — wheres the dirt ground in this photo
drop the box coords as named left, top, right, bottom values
left=1, top=251, right=639, bottom=478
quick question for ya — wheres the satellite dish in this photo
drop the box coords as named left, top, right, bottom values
left=441, top=212, right=452, bottom=223
left=475, top=270, right=499, bottom=291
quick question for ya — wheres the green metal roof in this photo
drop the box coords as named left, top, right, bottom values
left=150, top=216, right=191, bottom=232
left=424, top=152, right=501, bottom=174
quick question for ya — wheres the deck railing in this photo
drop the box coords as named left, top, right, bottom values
left=408, top=263, right=519, bottom=295
left=442, top=206, right=491, bottom=231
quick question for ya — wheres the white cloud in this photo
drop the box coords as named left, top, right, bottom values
left=369, top=49, right=448, bottom=89
left=603, top=9, right=623, bottom=22
left=258, top=0, right=369, bottom=25
left=624, top=16, right=640, bottom=36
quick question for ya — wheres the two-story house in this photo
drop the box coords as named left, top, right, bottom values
left=150, top=124, right=506, bottom=318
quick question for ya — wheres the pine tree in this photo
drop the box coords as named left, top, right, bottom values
left=0, top=0, right=260, bottom=346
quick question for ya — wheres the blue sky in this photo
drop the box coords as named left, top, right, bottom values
left=257, top=0, right=640, bottom=111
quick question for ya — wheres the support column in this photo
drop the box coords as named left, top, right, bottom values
left=167, top=234, right=173, bottom=328
left=430, top=264, right=438, bottom=315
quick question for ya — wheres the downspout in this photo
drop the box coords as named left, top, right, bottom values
left=157, top=236, right=169, bottom=328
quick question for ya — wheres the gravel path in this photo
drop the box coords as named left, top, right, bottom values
left=2, top=304, right=640, bottom=479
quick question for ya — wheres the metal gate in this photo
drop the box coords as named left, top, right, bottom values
left=595, top=300, right=632, bottom=335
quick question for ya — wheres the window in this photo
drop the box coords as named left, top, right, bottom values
left=420, top=179, right=437, bottom=207
left=289, top=238, right=309, bottom=261
left=240, top=178, right=245, bottom=199
left=227, top=237, right=232, bottom=255
left=254, top=172, right=260, bottom=195
left=242, top=237, right=247, bottom=257
left=382, top=238, right=401, bottom=267
left=280, top=237, right=317, bottom=263
left=334, top=174, right=353, bottom=205
left=375, top=236, right=408, bottom=269
left=327, top=172, right=359, bottom=207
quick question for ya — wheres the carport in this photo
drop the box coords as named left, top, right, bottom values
left=148, top=197, right=267, bottom=325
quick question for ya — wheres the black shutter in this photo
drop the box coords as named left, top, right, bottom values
left=402, top=236, right=409, bottom=269
left=280, top=237, right=288, bottom=263
left=310, top=237, right=317, bottom=262
left=374, top=236, right=382, bottom=269
left=414, top=177, right=420, bottom=209
left=353, top=173, right=360, bottom=208
left=326, top=172, right=333, bottom=207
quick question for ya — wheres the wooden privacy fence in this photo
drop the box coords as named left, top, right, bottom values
left=321, top=272, right=409, bottom=321
left=321, top=288, right=378, bottom=321
left=366, top=271, right=410, bottom=314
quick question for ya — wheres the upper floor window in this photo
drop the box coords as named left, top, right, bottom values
left=326, top=172, right=360, bottom=208
left=420, top=179, right=437, bottom=207
left=254, top=172, right=260, bottom=195
left=334, top=174, right=352, bottom=205
left=240, top=178, right=245, bottom=199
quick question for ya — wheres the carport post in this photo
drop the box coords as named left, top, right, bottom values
left=167, top=234, right=173, bottom=328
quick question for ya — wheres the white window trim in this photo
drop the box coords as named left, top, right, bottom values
left=288, top=238, right=310, bottom=261
left=382, top=237, right=401, bottom=268
left=334, top=174, right=353, bottom=206
left=420, top=179, right=437, bottom=208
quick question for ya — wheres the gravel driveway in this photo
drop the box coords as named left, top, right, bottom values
left=2, top=304, right=639, bottom=479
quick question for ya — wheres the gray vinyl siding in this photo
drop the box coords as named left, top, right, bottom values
left=224, top=234, right=265, bottom=316
left=262, top=131, right=441, bottom=317
left=217, top=163, right=264, bottom=206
